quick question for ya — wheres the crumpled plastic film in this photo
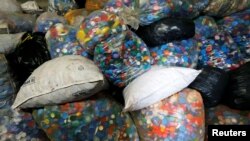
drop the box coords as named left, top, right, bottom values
left=198, top=31, right=244, bottom=71
left=105, top=0, right=209, bottom=26
left=48, top=0, right=78, bottom=16
left=34, top=12, right=66, bottom=33
left=150, top=39, right=199, bottom=68
left=94, top=30, right=151, bottom=87
left=130, top=88, right=205, bottom=141
left=0, top=108, right=48, bottom=141
left=206, top=105, right=250, bottom=125
left=76, top=10, right=127, bottom=55
left=32, top=92, right=139, bottom=141
left=194, top=16, right=219, bottom=39
left=203, top=0, right=250, bottom=17
left=218, top=9, right=250, bottom=61
left=46, top=23, right=92, bottom=59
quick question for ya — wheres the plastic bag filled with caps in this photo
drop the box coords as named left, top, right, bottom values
left=85, top=0, right=109, bottom=14
left=34, top=12, right=66, bottom=33
left=194, top=16, right=219, bottom=39
left=203, top=0, right=250, bottom=17
left=76, top=10, right=127, bottom=55
left=48, top=0, right=78, bottom=16
left=64, top=9, right=87, bottom=26
left=0, top=108, right=49, bottom=141
left=197, top=31, right=244, bottom=71
left=149, top=39, right=199, bottom=68
left=46, top=23, right=91, bottom=59
left=130, top=88, right=205, bottom=141
left=205, top=105, right=250, bottom=125
left=94, top=30, right=151, bottom=87
left=0, top=54, right=16, bottom=109
left=217, top=9, right=250, bottom=62
left=0, top=11, right=35, bottom=33
left=32, top=91, right=139, bottom=141
left=105, top=0, right=209, bottom=26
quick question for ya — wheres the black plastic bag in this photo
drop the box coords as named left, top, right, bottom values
left=133, top=18, right=195, bottom=47
left=6, top=32, right=51, bottom=87
left=188, top=66, right=229, bottom=108
left=223, top=62, right=250, bottom=110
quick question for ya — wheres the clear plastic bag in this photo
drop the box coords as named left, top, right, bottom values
left=32, top=92, right=139, bottom=141
left=94, top=30, right=151, bottom=87
left=48, top=0, right=78, bottom=16
left=150, top=39, right=199, bottom=68
left=85, top=0, right=109, bottom=13
left=0, top=0, right=22, bottom=13
left=64, top=9, right=87, bottom=26
left=130, top=88, right=205, bottom=141
left=203, top=0, right=250, bottom=17
left=194, top=16, right=219, bottom=39
left=34, top=12, right=66, bottom=33
left=105, top=0, right=209, bottom=26
left=46, top=23, right=91, bottom=59
left=0, top=11, right=35, bottom=33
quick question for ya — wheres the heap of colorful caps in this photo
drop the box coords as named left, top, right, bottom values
left=46, top=23, right=91, bottom=59
left=217, top=9, right=250, bottom=61
left=48, top=0, right=78, bottom=16
left=32, top=92, right=139, bottom=141
left=76, top=10, right=127, bottom=54
left=198, top=31, right=244, bottom=71
left=194, top=16, right=219, bottom=39
left=0, top=108, right=48, bottom=141
left=130, top=88, right=205, bottom=141
left=34, top=12, right=66, bottom=33
left=150, top=39, right=199, bottom=68
left=105, top=0, right=209, bottom=25
left=94, top=30, right=151, bottom=87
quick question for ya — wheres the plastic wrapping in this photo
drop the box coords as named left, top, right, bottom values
left=194, top=16, right=219, bottom=39
left=134, top=18, right=195, bottom=47
left=223, top=62, right=250, bottom=110
left=130, top=88, right=205, bottom=141
left=6, top=32, right=51, bottom=86
left=105, top=0, right=209, bottom=26
left=0, top=108, right=48, bottom=141
left=32, top=91, right=139, bottom=141
left=203, top=0, right=250, bottom=17
left=0, top=54, right=16, bottom=109
left=86, top=0, right=109, bottom=13
left=150, top=39, right=199, bottom=68
left=218, top=9, right=250, bottom=62
left=46, top=23, right=91, bottom=59
left=0, top=32, right=25, bottom=54
left=94, top=30, right=151, bottom=87
left=76, top=10, right=127, bottom=54
left=0, top=11, right=35, bottom=33
left=189, top=66, right=229, bottom=108
left=0, top=0, right=22, bottom=13
left=64, top=9, right=87, bottom=26
left=34, top=12, right=66, bottom=33
left=198, top=31, right=243, bottom=71
left=206, top=105, right=250, bottom=125
left=48, top=0, right=78, bottom=16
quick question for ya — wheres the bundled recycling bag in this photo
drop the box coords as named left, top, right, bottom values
left=198, top=31, right=243, bottom=71
left=105, top=0, right=209, bottom=26
left=6, top=32, right=51, bottom=86
left=0, top=11, right=35, bottom=33
left=130, top=88, right=205, bottom=141
left=194, top=16, right=219, bottom=39
left=150, top=39, right=199, bottom=68
left=0, top=108, right=48, bottom=141
left=206, top=105, right=250, bottom=125
left=32, top=91, right=139, bottom=141
left=48, top=0, right=78, bottom=15
left=34, top=12, right=66, bottom=33
left=46, top=23, right=91, bottom=59
left=223, top=62, right=250, bottom=110
left=0, top=54, right=16, bottom=109
left=203, top=0, right=250, bottom=17
left=134, top=18, right=195, bottom=47
left=218, top=9, right=250, bottom=61
left=189, top=66, right=229, bottom=108
left=94, top=30, right=151, bottom=87
left=64, top=9, right=87, bottom=26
